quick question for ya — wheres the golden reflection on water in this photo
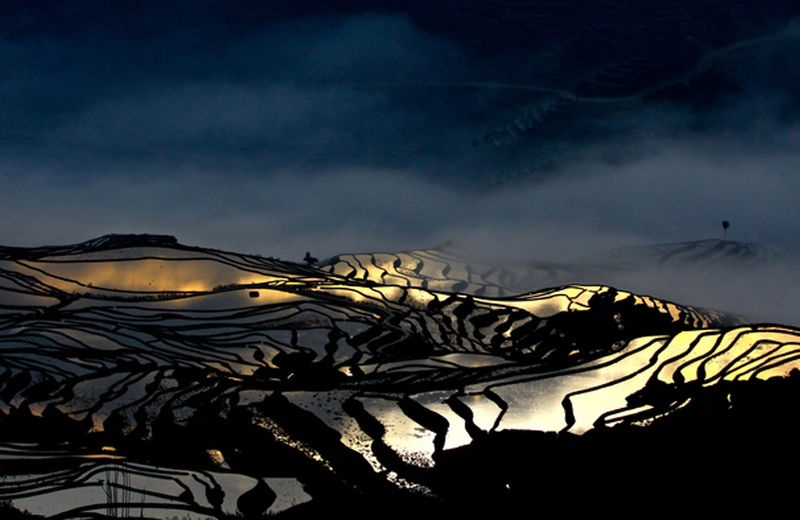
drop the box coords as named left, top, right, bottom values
left=15, top=259, right=282, bottom=293
left=10, top=243, right=800, bottom=511
left=158, top=288, right=308, bottom=309
left=464, top=326, right=800, bottom=436
left=477, top=285, right=605, bottom=318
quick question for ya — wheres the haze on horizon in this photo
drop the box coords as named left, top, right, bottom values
left=2, top=1, right=800, bottom=322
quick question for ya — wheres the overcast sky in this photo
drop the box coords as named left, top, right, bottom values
left=2, top=1, right=800, bottom=265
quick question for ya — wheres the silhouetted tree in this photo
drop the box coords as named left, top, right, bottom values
left=722, top=220, right=730, bottom=239
left=304, top=251, right=318, bottom=265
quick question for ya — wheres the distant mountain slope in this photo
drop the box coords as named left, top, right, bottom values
left=0, top=235, right=798, bottom=518
left=320, top=244, right=591, bottom=296
left=321, top=239, right=788, bottom=310
left=593, top=238, right=781, bottom=270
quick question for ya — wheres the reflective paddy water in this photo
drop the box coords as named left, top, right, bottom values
left=1, top=235, right=799, bottom=517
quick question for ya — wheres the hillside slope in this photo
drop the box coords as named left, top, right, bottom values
left=0, top=235, right=798, bottom=518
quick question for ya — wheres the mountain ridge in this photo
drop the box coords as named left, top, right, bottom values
left=0, top=235, right=798, bottom=518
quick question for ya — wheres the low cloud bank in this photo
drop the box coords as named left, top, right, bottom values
left=2, top=6, right=800, bottom=323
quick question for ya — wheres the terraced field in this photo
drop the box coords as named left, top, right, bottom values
left=1, top=235, right=798, bottom=518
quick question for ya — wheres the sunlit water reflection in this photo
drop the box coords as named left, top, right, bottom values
left=1, top=235, right=799, bottom=517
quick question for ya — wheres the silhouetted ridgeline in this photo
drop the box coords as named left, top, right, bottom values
left=0, top=235, right=798, bottom=518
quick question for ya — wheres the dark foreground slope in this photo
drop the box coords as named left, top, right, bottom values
left=0, top=235, right=798, bottom=518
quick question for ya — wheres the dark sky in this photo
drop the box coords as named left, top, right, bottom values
left=2, top=0, right=800, bottom=262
